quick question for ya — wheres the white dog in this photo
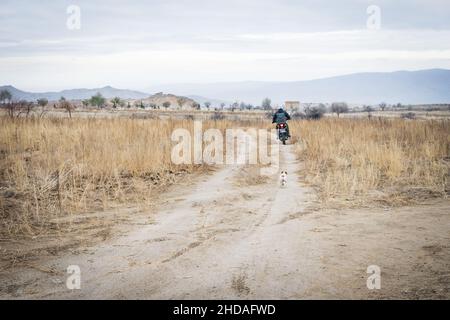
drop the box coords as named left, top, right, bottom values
left=280, top=171, right=288, bottom=187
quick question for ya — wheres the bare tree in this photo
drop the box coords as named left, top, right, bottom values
left=331, top=102, right=349, bottom=118
left=60, top=99, right=74, bottom=118
left=262, top=98, right=272, bottom=110
left=364, top=105, right=374, bottom=118
left=204, top=101, right=211, bottom=110
left=4, top=100, right=31, bottom=118
left=163, top=101, right=171, bottom=110
left=24, top=100, right=35, bottom=117
left=401, top=112, right=416, bottom=119
left=177, top=97, right=185, bottom=109
left=305, top=105, right=326, bottom=120
left=220, top=102, right=226, bottom=110
left=211, top=111, right=225, bottom=120
left=4, top=102, right=18, bottom=118
left=379, top=102, right=387, bottom=111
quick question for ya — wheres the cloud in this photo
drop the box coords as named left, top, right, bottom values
left=0, top=1, right=450, bottom=90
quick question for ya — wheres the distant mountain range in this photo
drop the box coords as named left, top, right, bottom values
left=2, top=69, right=450, bottom=105
left=147, top=69, right=450, bottom=105
left=0, top=85, right=149, bottom=101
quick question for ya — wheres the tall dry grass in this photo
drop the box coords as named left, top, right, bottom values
left=0, top=116, right=251, bottom=238
left=291, top=118, right=450, bottom=207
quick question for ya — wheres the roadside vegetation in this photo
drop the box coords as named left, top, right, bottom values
left=292, top=118, right=450, bottom=207
left=0, top=117, right=193, bottom=238
left=1, top=92, right=449, bottom=240
left=0, top=116, right=268, bottom=239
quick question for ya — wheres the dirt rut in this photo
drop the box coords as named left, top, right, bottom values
left=1, top=144, right=449, bottom=299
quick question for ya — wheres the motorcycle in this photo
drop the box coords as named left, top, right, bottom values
left=276, top=122, right=289, bottom=145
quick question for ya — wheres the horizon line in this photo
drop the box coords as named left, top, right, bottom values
left=2, top=68, right=449, bottom=94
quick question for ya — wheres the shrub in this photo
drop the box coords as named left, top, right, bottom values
left=305, top=105, right=326, bottom=120
left=401, top=112, right=416, bottom=119
left=211, top=111, right=225, bottom=120
left=331, top=102, right=349, bottom=117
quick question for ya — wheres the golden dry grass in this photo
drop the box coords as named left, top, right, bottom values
left=2, top=114, right=447, bottom=239
left=0, top=116, right=259, bottom=238
left=291, top=118, right=450, bottom=207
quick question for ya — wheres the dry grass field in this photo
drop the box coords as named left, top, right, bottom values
left=291, top=118, right=450, bottom=207
left=0, top=117, right=177, bottom=238
left=1, top=114, right=449, bottom=299
left=0, top=116, right=271, bottom=240
left=1, top=115, right=449, bottom=240
left=0, top=117, right=261, bottom=238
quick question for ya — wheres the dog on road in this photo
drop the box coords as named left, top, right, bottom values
left=280, top=171, right=288, bottom=187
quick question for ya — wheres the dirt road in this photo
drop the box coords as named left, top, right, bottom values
left=1, top=145, right=449, bottom=299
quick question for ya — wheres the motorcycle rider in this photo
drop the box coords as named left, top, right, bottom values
left=272, top=107, right=291, bottom=138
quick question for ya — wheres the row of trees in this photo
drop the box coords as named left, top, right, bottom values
left=1, top=89, right=47, bottom=118
left=1, top=89, right=109, bottom=107
left=296, top=103, right=370, bottom=119
left=198, top=98, right=269, bottom=112
left=1, top=89, right=108, bottom=118
left=2, top=87, right=417, bottom=117
left=195, top=98, right=380, bottom=116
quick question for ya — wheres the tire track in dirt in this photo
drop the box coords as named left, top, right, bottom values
left=0, top=150, right=288, bottom=298
left=2, top=143, right=449, bottom=299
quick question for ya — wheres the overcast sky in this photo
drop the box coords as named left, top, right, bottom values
left=1, top=0, right=450, bottom=91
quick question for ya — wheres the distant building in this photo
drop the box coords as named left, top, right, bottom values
left=285, top=101, right=300, bottom=112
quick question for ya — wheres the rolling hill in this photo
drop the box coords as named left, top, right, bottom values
left=0, top=85, right=149, bottom=101
left=146, top=69, right=450, bottom=105
left=2, top=69, right=450, bottom=105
